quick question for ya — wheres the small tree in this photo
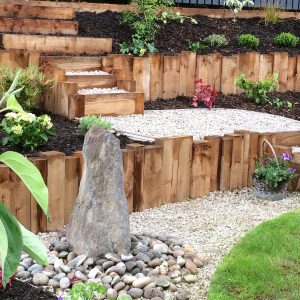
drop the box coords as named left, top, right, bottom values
left=224, top=0, right=254, bottom=22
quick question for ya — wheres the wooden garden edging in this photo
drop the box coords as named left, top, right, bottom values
left=1, top=130, right=299, bottom=233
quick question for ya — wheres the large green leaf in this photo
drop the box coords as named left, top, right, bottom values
left=0, top=151, right=48, bottom=217
left=19, top=223, right=47, bottom=266
left=0, top=202, right=22, bottom=288
left=6, top=95, right=24, bottom=113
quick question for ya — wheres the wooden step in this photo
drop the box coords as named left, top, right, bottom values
left=2, top=34, right=112, bottom=55
left=0, top=18, right=78, bottom=35
left=65, top=74, right=116, bottom=89
left=0, top=4, right=75, bottom=19
left=78, top=92, right=144, bottom=117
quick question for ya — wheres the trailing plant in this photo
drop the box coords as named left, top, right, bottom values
left=253, top=153, right=296, bottom=190
left=263, top=4, right=281, bottom=26
left=120, top=0, right=197, bottom=56
left=192, top=78, right=218, bottom=109
left=0, top=66, right=52, bottom=110
left=188, top=41, right=207, bottom=52
left=236, top=73, right=292, bottom=109
left=0, top=72, right=49, bottom=289
left=1, top=112, right=55, bottom=151
left=203, top=34, right=229, bottom=48
left=78, top=115, right=112, bottom=135
left=274, top=32, right=299, bottom=47
left=237, top=34, right=260, bottom=49
left=224, top=0, right=254, bottom=22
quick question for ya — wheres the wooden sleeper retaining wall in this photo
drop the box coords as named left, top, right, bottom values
left=1, top=130, right=299, bottom=233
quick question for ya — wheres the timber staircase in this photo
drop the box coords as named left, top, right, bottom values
left=0, top=2, right=144, bottom=117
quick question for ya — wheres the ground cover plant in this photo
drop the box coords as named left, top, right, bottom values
left=208, top=209, right=300, bottom=299
left=78, top=115, right=112, bottom=134
left=203, top=34, right=229, bottom=48
left=192, top=78, right=218, bottom=108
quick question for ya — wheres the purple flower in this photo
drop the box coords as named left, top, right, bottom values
left=290, top=167, right=297, bottom=173
left=57, top=296, right=64, bottom=300
left=281, top=153, right=292, bottom=161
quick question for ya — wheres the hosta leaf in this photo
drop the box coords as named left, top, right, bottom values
left=0, top=202, right=22, bottom=288
left=19, top=223, right=47, bottom=266
left=0, top=151, right=48, bottom=217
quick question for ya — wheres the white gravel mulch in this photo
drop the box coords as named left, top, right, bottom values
left=130, top=189, right=300, bottom=300
left=78, top=87, right=128, bottom=95
left=103, top=109, right=300, bottom=141
left=65, top=70, right=110, bottom=76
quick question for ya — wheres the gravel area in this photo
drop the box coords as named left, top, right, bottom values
left=78, top=87, right=128, bottom=95
left=104, top=109, right=300, bottom=141
left=130, top=189, right=300, bottom=299
left=65, top=70, right=110, bottom=76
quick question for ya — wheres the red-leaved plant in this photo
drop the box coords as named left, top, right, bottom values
left=0, top=268, right=14, bottom=289
left=192, top=78, right=218, bottom=109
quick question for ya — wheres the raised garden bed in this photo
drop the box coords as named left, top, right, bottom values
left=76, top=11, right=300, bottom=55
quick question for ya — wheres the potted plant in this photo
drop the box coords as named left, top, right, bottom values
left=253, top=140, right=296, bottom=201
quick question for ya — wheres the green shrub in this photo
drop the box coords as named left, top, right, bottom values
left=66, top=282, right=107, bottom=300
left=203, top=34, right=229, bottom=48
left=264, top=4, right=281, bottom=26
left=78, top=115, right=112, bottom=134
left=188, top=41, right=207, bottom=52
left=0, top=66, right=52, bottom=110
left=237, top=34, right=260, bottom=49
left=1, top=112, right=55, bottom=151
left=274, top=32, right=299, bottom=47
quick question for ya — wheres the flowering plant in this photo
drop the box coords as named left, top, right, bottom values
left=192, top=79, right=218, bottom=109
left=253, top=153, right=296, bottom=190
left=1, top=112, right=55, bottom=151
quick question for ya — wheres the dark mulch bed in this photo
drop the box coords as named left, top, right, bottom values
left=145, top=92, right=300, bottom=121
left=0, top=280, right=56, bottom=300
left=0, top=111, right=152, bottom=157
left=76, top=11, right=300, bottom=55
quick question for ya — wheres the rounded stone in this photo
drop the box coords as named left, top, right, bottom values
left=103, top=261, right=115, bottom=270
left=60, top=264, right=71, bottom=274
left=148, top=258, right=161, bottom=268
left=67, top=252, right=77, bottom=262
left=88, top=267, right=100, bottom=279
left=125, top=260, right=137, bottom=272
left=153, top=243, right=169, bottom=254
left=123, top=275, right=136, bottom=285
left=53, top=272, right=66, bottom=281
left=107, top=288, right=118, bottom=299
left=135, top=261, right=146, bottom=270
left=101, top=276, right=112, bottom=284
left=54, top=241, right=69, bottom=252
left=105, top=253, right=121, bottom=263
left=16, top=271, right=31, bottom=280
left=16, top=266, right=25, bottom=273
left=132, top=277, right=152, bottom=288
left=128, top=287, right=143, bottom=298
left=121, top=253, right=134, bottom=261
left=75, top=270, right=87, bottom=281
left=143, top=287, right=164, bottom=299
left=32, top=273, right=49, bottom=286
left=185, top=261, right=197, bottom=274
left=28, top=264, right=43, bottom=274
left=111, top=275, right=121, bottom=286
left=60, top=277, right=71, bottom=289
left=58, top=251, right=69, bottom=259
left=156, top=278, right=170, bottom=288
left=135, top=253, right=150, bottom=263
left=175, top=289, right=189, bottom=300
left=173, top=249, right=185, bottom=258
left=114, top=281, right=126, bottom=291
left=183, top=274, right=197, bottom=283
left=48, top=279, right=59, bottom=288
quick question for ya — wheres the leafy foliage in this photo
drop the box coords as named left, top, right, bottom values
left=0, top=66, right=52, bottom=110
left=192, top=78, right=218, bottom=109
left=0, top=74, right=49, bottom=288
left=120, top=0, right=197, bottom=55
left=78, top=115, right=112, bottom=135
left=253, top=153, right=295, bottom=190
left=188, top=41, right=207, bottom=52
left=1, top=112, right=55, bottom=151
left=224, top=0, right=254, bottom=21
left=203, top=34, right=229, bottom=48
left=237, top=34, right=260, bottom=49
left=264, top=4, right=281, bottom=26
left=66, top=282, right=107, bottom=300
left=274, top=32, right=299, bottom=47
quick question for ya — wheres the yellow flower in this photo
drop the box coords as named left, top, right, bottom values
left=41, top=115, right=53, bottom=129
left=19, top=112, right=36, bottom=123
left=12, top=125, right=23, bottom=135
left=139, top=48, right=146, bottom=56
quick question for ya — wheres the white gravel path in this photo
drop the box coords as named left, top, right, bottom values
left=65, top=70, right=110, bottom=76
left=130, top=189, right=300, bottom=300
left=78, top=87, right=128, bottom=95
left=103, top=109, right=300, bottom=140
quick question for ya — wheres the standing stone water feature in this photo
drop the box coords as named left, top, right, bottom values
left=67, top=126, right=131, bottom=256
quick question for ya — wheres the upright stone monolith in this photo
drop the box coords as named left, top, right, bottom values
left=67, top=126, right=131, bottom=256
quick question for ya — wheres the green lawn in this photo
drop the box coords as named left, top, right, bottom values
left=208, top=210, right=300, bottom=300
